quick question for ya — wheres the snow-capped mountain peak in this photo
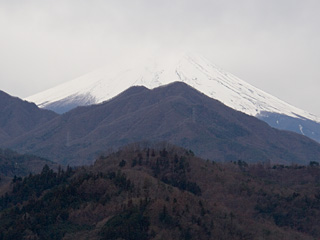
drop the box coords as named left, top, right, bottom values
left=26, top=52, right=320, bottom=124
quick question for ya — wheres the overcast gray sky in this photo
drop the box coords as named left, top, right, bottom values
left=1, top=0, right=320, bottom=115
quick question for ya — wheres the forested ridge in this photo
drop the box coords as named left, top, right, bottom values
left=0, top=148, right=58, bottom=185
left=0, top=144, right=319, bottom=239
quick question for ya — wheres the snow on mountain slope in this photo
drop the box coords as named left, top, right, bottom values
left=26, top=52, right=320, bottom=123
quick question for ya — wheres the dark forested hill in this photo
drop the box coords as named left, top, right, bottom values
left=4, top=82, right=320, bottom=166
left=0, top=144, right=319, bottom=240
left=0, top=148, right=58, bottom=179
left=0, top=90, right=58, bottom=142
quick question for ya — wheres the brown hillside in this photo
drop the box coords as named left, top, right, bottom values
left=0, top=143, right=318, bottom=239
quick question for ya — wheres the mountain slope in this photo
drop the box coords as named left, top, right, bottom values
left=258, top=112, right=320, bottom=142
left=6, top=82, right=320, bottom=166
left=0, top=90, right=58, bottom=142
left=25, top=53, right=320, bottom=142
left=25, top=53, right=319, bottom=120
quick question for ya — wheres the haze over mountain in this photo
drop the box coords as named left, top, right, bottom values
left=5, top=82, right=320, bottom=166
left=25, top=53, right=320, bottom=142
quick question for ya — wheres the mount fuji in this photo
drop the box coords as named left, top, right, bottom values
left=26, top=53, right=320, bottom=142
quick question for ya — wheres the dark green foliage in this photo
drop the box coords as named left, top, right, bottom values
left=309, top=161, right=319, bottom=167
left=100, top=208, right=150, bottom=240
left=186, top=149, right=195, bottom=156
left=0, top=165, right=73, bottom=210
left=157, top=154, right=201, bottom=196
left=159, top=205, right=174, bottom=225
left=237, top=160, right=248, bottom=168
left=0, top=165, right=79, bottom=239
left=0, top=165, right=135, bottom=240
left=161, top=176, right=202, bottom=196
left=159, top=148, right=168, bottom=158
left=255, top=191, right=320, bottom=233
left=131, top=158, right=137, bottom=167
left=110, top=170, right=134, bottom=191
left=119, top=159, right=126, bottom=167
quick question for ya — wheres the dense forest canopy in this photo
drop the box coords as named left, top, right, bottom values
left=0, top=144, right=319, bottom=240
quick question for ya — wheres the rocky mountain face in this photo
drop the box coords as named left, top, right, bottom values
left=4, top=82, right=320, bottom=166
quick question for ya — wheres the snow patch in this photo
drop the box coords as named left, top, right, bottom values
left=299, top=124, right=305, bottom=135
